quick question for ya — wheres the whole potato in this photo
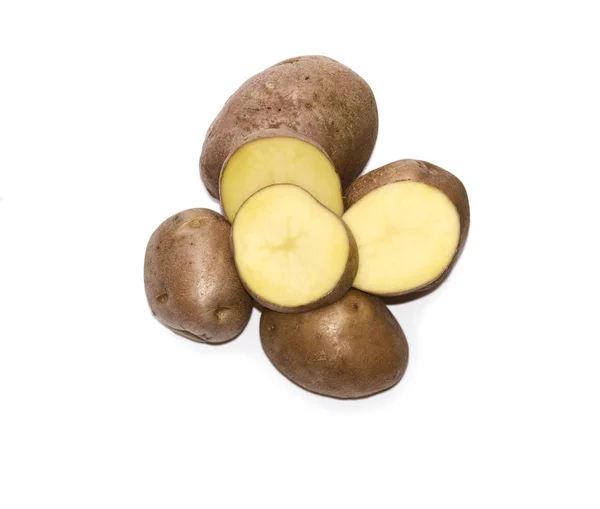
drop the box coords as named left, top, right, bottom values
left=260, top=289, right=409, bottom=398
left=144, top=208, right=252, bottom=343
left=200, top=55, right=378, bottom=201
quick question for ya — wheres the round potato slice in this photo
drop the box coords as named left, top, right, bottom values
left=343, top=160, right=470, bottom=297
left=231, top=184, right=357, bottom=313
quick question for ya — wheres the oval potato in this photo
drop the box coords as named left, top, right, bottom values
left=260, top=289, right=409, bottom=398
left=144, top=208, right=252, bottom=343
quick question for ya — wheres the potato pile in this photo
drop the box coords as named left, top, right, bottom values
left=144, top=55, right=470, bottom=399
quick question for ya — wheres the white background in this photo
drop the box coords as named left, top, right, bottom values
left=1, top=1, right=599, bottom=507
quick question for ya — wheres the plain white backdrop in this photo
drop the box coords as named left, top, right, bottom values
left=1, top=1, right=599, bottom=507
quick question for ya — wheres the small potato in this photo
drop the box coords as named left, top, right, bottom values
left=144, top=208, right=252, bottom=343
left=260, top=289, right=409, bottom=398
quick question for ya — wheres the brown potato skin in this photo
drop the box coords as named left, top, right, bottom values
left=231, top=185, right=358, bottom=313
left=200, top=55, right=378, bottom=198
left=344, top=159, right=470, bottom=297
left=144, top=208, right=252, bottom=343
left=260, top=289, right=409, bottom=399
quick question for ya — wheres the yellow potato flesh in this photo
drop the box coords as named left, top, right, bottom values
left=232, top=185, right=349, bottom=307
left=343, top=181, right=460, bottom=294
left=221, top=137, right=343, bottom=221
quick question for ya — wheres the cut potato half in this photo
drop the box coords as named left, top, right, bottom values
left=232, top=184, right=357, bottom=312
left=200, top=56, right=378, bottom=199
left=344, top=181, right=460, bottom=294
left=344, top=160, right=470, bottom=297
left=220, top=136, right=343, bottom=221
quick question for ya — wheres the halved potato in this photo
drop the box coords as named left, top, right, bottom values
left=343, top=160, right=470, bottom=297
left=200, top=56, right=378, bottom=200
left=220, top=130, right=343, bottom=221
left=231, top=184, right=357, bottom=313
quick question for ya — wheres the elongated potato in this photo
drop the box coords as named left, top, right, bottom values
left=231, top=184, right=357, bottom=313
left=144, top=208, right=252, bottom=343
left=343, top=160, right=470, bottom=297
left=200, top=55, right=378, bottom=221
left=260, top=289, right=409, bottom=398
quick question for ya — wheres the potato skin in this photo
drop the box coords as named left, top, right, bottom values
left=144, top=208, right=252, bottom=343
left=200, top=55, right=378, bottom=198
left=260, top=289, right=409, bottom=398
left=344, top=159, right=470, bottom=297
left=231, top=185, right=359, bottom=314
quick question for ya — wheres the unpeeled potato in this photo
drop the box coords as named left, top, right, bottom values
left=144, top=208, right=252, bottom=343
left=260, top=289, right=409, bottom=398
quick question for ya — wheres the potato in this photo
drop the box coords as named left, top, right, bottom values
left=260, top=289, right=409, bottom=398
left=220, top=131, right=343, bottom=221
left=200, top=55, right=378, bottom=221
left=144, top=208, right=252, bottom=343
left=343, top=159, right=470, bottom=297
left=231, top=184, right=357, bottom=313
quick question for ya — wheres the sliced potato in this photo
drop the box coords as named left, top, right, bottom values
left=232, top=184, right=357, bottom=312
left=260, top=289, right=409, bottom=398
left=200, top=55, right=378, bottom=199
left=220, top=131, right=343, bottom=221
left=344, top=160, right=470, bottom=297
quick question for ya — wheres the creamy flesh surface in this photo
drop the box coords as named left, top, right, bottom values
left=221, top=137, right=343, bottom=221
left=232, top=185, right=349, bottom=308
left=343, top=181, right=460, bottom=294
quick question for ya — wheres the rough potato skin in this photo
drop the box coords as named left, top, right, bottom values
left=144, top=208, right=252, bottom=343
left=344, top=159, right=470, bottom=297
left=260, top=289, right=409, bottom=398
left=231, top=186, right=358, bottom=313
left=200, top=55, right=378, bottom=198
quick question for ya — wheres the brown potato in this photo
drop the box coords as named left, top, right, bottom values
left=231, top=184, right=357, bottom=313
left=200, top=55, right=378, bottom=203
left=144, top=208, right=252, bottom=343
left=260, top=289, right=409, bottom=398
left=343, top=160, right=470, bottom=297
